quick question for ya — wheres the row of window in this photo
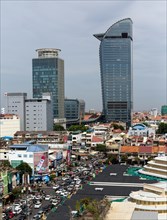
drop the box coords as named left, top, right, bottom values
left=18, top=154, right=33, bottom=158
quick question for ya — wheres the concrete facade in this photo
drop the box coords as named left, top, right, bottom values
left=5, top=93, right=27, bottom=130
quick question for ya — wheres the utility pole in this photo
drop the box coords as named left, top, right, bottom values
left=0, top=177, right=3, bottom=220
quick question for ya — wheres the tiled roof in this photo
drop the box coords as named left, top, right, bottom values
left=138, top=146, right=152, bottom=153
left=91, top=136, right=103, bottom=142
left=120, top=146, right=138, bottom=153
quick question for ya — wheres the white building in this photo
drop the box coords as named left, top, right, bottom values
left=25, top=95, right=53, bottom=131
left=138, top=156, right=167, bottom=179
left=130, top=182, right=167, bottom=215
left=5, top=93, right=27, bottom=131
left=5, top=92, right=53, bottom=132
left=128, top=124, right=155, bottom=137
left=0, top=114, right=20, bottom=137
left=8, top=144, right=49, bottom=174
left=0, top=149, right=9, bottom=160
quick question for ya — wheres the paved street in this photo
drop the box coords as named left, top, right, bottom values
left=12, top=186, right=55, bottom=220
left=47, top=164, right=156, bottom=220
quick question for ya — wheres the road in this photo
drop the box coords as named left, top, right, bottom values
left=47, top=164, right=157, bottom=220
left=13, top=186, right=55, bottom=220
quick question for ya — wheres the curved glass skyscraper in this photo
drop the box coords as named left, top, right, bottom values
left=94, top=18, right=133, bottom=127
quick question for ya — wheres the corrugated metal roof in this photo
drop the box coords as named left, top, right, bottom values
left=27, top=145, right=48, bottom=152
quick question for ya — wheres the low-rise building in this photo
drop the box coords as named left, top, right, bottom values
left=128, top=124, right=155, bottom=137
left=0, top=114, right=20, bottom=138
left=8, top=144, right=49, bottom=175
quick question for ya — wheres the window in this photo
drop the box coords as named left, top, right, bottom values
left=29, top=154, right=33, bottom=158
left=18, top=154, right=22, bottom=158
left=23, top=154, right=27, bottom=158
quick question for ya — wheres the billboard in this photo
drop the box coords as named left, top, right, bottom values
left=33, top=151, right=49, bottom=174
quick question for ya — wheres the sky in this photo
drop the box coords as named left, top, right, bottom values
left=1, top=0, right=166, bottom=112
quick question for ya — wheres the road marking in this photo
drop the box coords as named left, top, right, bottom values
left=89, top=182, right=143, bottom=187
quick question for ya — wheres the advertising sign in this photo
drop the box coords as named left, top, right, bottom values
left=34, top=152, right=49, bottom=174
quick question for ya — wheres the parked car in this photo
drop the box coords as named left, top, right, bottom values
left=18, top=214, right=27, bottom=220
left=2, top=213, right=6, bottom=220
left=32, top=214, right=41, bottom=220
left=22, top=207, right=32, bottom=216
left=53, top=185, right=59, bottom=190
left=13, top=207, right=22, bottom=215
left=34, top=201, right=42, bottom=209
left=45, top=195, right=51, bottom=200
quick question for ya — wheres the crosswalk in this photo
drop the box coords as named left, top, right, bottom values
left=89, top=181, right=144, bottom=187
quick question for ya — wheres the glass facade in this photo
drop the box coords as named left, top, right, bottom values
left=32, top=56, right=64, bottom=119
left=94, top=18, right=133, bottom=126
left=65, top=99, right=80, bottom=120
left=161, top=105, right=167, bottom=115
left=65, top=99, right=85, bottom=121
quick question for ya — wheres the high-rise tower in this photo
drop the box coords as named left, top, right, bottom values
left=94, top=18, right=133, bottom=127
left=32, top=48, right=64, bottom=119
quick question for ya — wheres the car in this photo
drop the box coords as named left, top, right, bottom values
left=13, top=203, right=21, bottom=208
left=4, top=209, right=14, bottom=219
left=37, top=210, right=44, bottom=218
left=45, top=195, right=51, bottom=200
left=20, top=199, right=27, bottom=205
left=53, top=185, right=59, bottom=190
left=18, top=214, right=27, bottom=220
left=32, top=214, right=41, bottom=220
left=22, top=207, right=32, bottom=216
left=13, top=207, right=22, bottom=215
left=71, top=210, right=78, bottom=217
left=2, top=213, right=6, bottom=220
left=42, top=203, right=53, bottom=212
left=35, top=194, right=42, bottom=201
left=51, top=199, right=59, bottom=206
left=34, top=201, right=42, bottom=209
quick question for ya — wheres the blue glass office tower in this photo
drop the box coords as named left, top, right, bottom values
left=32, top=49, right=64, bottom=119
left=94, top=18, right=133, bottom=127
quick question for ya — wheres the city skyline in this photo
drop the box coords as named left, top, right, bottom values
left=1, top=1, right=166, bottom=112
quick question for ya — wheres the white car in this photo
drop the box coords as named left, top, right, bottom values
left=52, top=199, right=58, bottom=206
left=53, top=185, right=59, bottom=190
left=45, top=195, right=51, bottom=200
left=13, top=207, right=22, bottom=215
left=34, top=201, right=42, bottom=209
left=2, top=213, right=6, bottom=219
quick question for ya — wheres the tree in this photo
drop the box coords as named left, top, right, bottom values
left=0, top=160, right=12, bottom=168
left=143, top=122, right=149, bottom=127
left=16, top=162, right=32, bottom=175
left=157, top=123, right=167, bottom=134
left=12, top=186, right=22, bottom=199
left=96, top=144, right=107, bottom=152
left=107, top=155, right=119, bottom=164
left=53, top=124, right=65, bottom=131
left=68, top=124, right=87, bottom=132
left=111, top=123, right=124, bottom=131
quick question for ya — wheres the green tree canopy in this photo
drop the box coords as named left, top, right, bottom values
left=68, top=124, right=87, bottom=132
left=96, top=144, right=107, bottom=152
left=111, top=123, right=124, bottom=131
left=12, top=186, right=22, bottom=199
left=157, top=123, right=167, bottom=134
left=0, top=160, right=12, bottom=168
left=16, top=162, right=32, bottom=175
left=53, top=124, right=65, bottom=131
